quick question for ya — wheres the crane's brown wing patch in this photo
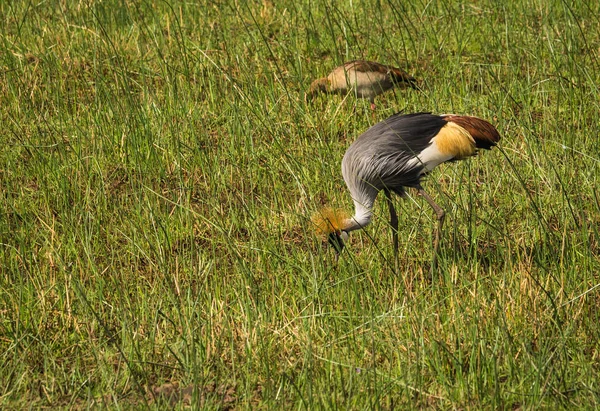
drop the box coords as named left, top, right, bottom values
left=442, top=115, right=501, bottom=150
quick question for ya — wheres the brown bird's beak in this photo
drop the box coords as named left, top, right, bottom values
left=305, top=85, right=320, bottom=104
left=409, top=78, right=422, bottom=91
left=304, top=90, right=315, bottom=104
left=306, top=78, right=329, bottom=104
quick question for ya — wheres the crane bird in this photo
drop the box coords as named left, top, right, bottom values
left=307, top=60, right=418, bottom=110
left=312, top=112, right=501, bottom=267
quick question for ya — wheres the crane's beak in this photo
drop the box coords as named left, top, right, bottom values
left=328, top=231, right=349, bottom=259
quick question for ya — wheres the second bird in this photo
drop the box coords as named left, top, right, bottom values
left=308, top=60, right=418, bottom=110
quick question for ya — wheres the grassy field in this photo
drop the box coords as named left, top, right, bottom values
left=1, top=0, right=600, bottom=408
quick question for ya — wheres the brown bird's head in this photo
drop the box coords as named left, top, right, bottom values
left=385, top=66, right=420, bottom=90
left=307, top=78, right=330, bottom=100
left=404, top=75, right=420, bottom=91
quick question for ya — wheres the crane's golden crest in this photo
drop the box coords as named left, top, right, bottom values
left=434, top=122, right=477, bottom=159
left=311, top=207, right=349, bottom=235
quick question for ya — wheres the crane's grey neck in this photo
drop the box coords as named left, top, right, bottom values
left=343, top=199, right=374, bottom=233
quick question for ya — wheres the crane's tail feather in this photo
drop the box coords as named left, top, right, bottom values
left=311, top=207, right=349, bottom=235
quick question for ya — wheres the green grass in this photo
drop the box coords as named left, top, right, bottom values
left=1, top=0, right=600, bottom=408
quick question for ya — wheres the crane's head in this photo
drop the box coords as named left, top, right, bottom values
left=311, top=207, right=350, bottom=256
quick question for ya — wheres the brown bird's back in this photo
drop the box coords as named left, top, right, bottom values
left=343, top=60, right=417, bottom=89
left=308, top=60, right=418, bottom=107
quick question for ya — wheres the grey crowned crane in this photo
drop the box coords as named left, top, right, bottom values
left=313, top=112, right=501, bottom=267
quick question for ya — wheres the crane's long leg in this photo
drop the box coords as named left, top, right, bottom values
left=417, top=187, right=445, bottom=271
left=384, top=189, right=399, bottom=272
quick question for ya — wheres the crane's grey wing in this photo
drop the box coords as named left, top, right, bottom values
left=342, top=113, right=447, bottom=196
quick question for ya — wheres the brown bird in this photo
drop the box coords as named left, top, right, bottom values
left=307, top=60, right=418, bottom=110
left=312, top=112, right=501, bottom=271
